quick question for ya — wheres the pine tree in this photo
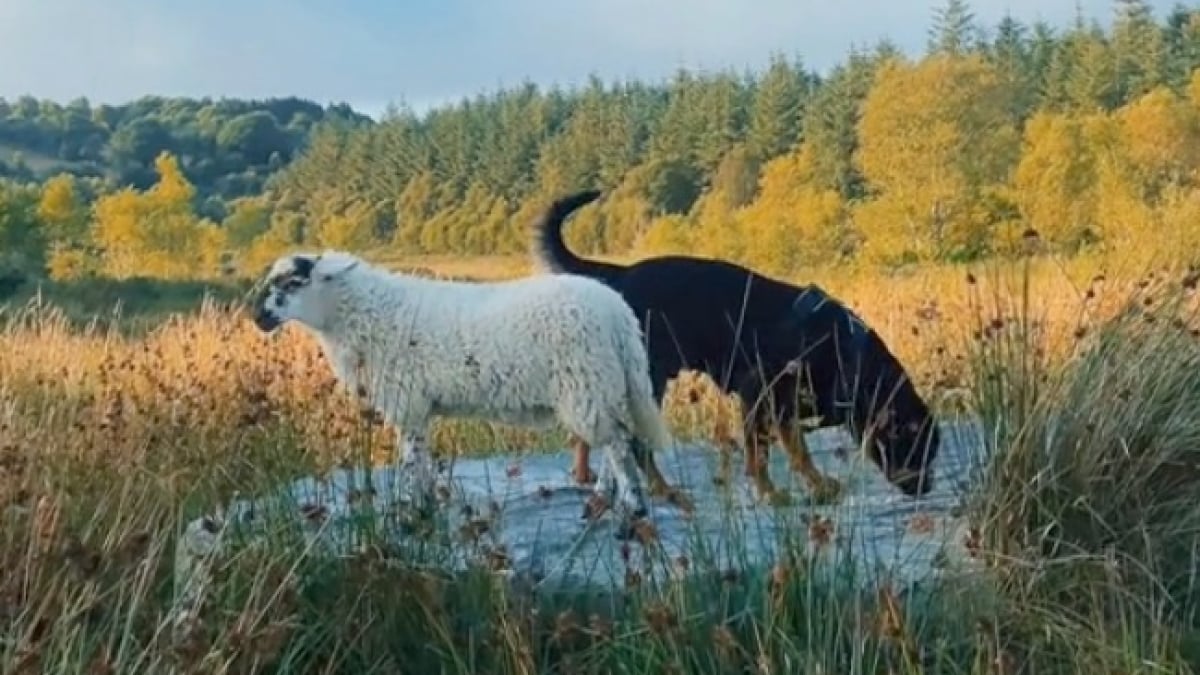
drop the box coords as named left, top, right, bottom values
left=928, top=0, right=979, bottom=56
left=988, top=14, right=1037, bottom=120
left=1112, top=0, right=1167, bottom=101
left=748, top=54, right=807, bottom=160
left=1164, top=5, right=1200, bottom=89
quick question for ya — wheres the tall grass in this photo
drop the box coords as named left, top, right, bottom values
left=963, top=250, right=1200, bottom=671
left=3, top=254, right=1200, bottom=672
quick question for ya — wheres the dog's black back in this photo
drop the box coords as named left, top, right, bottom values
left=532, top=190, right=941, bottom=496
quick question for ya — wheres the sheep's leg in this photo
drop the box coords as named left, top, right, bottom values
left=604, top=437, right=651, bottom=541
left=581, top=441, right=649, bottom=530
left=582, top=448, right=618, bottom=521
left=568, top=433, right=598, bottom=485
left=398, top=425, right=437, bottom=517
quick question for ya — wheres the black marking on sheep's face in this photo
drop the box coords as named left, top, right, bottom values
left=270, top=267, right=313, bottom=294
left=253, top=262, right=315, bottom=332
left=292, top=256, right=315, bottom=279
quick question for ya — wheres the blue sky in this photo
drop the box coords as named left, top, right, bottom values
left=0, top=0, right=1184, bottom=119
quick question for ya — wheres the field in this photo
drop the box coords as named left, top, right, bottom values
left=4, top=249, right=1200, bottom=674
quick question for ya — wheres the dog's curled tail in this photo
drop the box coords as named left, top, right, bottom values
left=530, top=189, right=606, bottom=276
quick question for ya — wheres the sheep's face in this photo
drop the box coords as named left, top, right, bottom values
left=253, top=252, right=360, bottom=333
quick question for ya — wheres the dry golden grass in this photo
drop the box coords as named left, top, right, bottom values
left=2, top=250, right=1177, bottom=472
left=0, top=248, right=1181, bottom=520
left=4, top=250, right=1200, bottom=672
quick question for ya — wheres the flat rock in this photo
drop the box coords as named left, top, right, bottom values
left=182, top=419, right=988, bottom=595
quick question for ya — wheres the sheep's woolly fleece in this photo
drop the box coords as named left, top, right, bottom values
left=249, top=250, right=679, bottom=520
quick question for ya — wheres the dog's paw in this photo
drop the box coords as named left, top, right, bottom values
left=755, top=486, right=793, bottom=508
left=658, top=487, right=695, bottom=515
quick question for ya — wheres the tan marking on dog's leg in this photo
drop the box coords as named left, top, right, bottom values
left=745, top=421, right=790, bottom=506
left=711, top=399, right=740, bottom=487
left=777, top=420, right=843, bottom=505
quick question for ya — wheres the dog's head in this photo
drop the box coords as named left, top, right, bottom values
left=792, top=285, right=941, bottom=497
left=253, top=251, right=362, bottom=333
left=863, top=391, right=941, bottom=498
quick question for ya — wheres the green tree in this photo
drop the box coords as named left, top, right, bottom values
left=928, top=0, right=979, bottom=56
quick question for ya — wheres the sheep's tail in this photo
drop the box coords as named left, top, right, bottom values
left=530, top=190, right=625, bottom=283
left=617, top=315, right=673, bottom=454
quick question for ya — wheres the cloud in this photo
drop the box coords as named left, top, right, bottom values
left=0, top=0, right=1180, bottom=111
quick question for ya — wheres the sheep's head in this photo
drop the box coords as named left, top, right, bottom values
left=253, top=251, right=362, bottom=333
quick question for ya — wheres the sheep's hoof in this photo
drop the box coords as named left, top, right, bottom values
left=612, top=507, right=651, bottom=542
left=581, top=493, right=611, bottom=521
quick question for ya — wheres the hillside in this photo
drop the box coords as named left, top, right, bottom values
left=0, top=95, right=373, bottom=217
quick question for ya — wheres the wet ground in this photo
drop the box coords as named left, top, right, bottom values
left=206, top=418, right=990, bottom=591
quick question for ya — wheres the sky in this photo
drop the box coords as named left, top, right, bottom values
left=0, top=0, right=1184, bottom=119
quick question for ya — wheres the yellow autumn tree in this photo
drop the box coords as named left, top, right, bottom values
left=38, top=173, right=99, bottom=281
left=92, top=152, right=226, bottom=280
left=312, top=200, right=379, bottom=251
left=637, top=213, right=692, bottom=255
left=1011, top=111, right=1103, bottom=251
left=854, top=53, right=1021, bottom=265
left=686, top=187, right=747, bottom=264
left=392, top=171, right=438, bottom=252
left=733, top=144, right=848, bottom=277
left=1084, top=112, right=1159, bottom=260
left=1117, top=86, right=1200, bottom=201
left=1108, top=85, right=1200, bottom=263
left=476, top=195, right=513, bottom=253
left=601, top=167, right=657, bottom=255
left=241, top=213, right=304, bottom=277
left=452, top=182, right=498, bottom=254
left=37, top=173, right=88, bottom=245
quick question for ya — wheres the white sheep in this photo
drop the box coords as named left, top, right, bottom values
left=250, top=250, right=688, bottom=534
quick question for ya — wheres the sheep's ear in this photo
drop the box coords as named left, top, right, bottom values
left=313, top=252, right=361, bottom=282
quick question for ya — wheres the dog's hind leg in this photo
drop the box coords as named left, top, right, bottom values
left=627, top=436, right=693, bottom=513
left=706, top=389, right=741, bottom=487
left=775, top=418, right=843, bottom=505
left=737, top=378, right=791, bottom=506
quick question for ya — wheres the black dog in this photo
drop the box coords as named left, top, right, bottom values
left=533, top=189, right=941, bottom=504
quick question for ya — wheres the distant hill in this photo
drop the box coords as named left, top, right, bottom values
left=0, top=95, right=374, bottom=216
